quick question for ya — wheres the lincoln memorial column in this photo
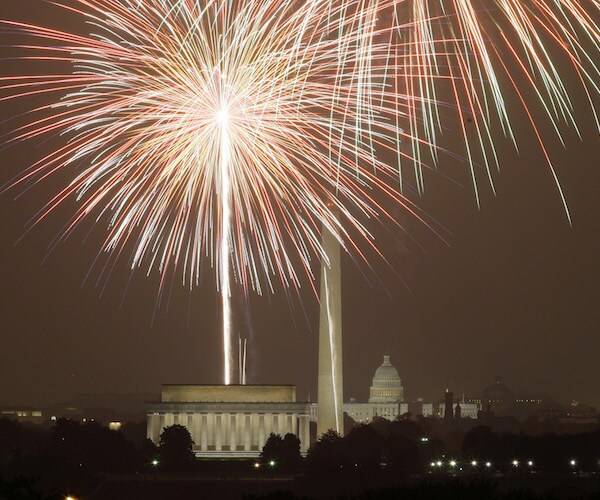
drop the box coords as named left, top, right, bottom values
left=215, top=414, right=223, bottom=451
left=244, top=414, right=252, bottom=451
left=229, top=414, right=237, bottom=451
left=258, top=414, right=266, bottom=450
left=192, top=414, right=201, bottom=447
left=299, top=415, right=310, bottom=454
left=200, top=414, right=208, bottom=451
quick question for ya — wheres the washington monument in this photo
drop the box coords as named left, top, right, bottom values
left=317, top=220, right=344, bottom=437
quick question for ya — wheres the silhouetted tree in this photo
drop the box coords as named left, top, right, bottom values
left=0, top=476, right=56, bottom=500
left=344, top=425, right=384, bottom=471
left=48, top=418, right=138, bottom=473
left=260, top=433, right=302, bottom=471
left=305, top=430, right=344, bottom=477
left=141, top=438, right=159, bottom=467
left=384, top=432, right=422, bottom=476
left=0, top=418, right=49, bottom=466
left=281, top=433, right=302, bottom=470
left=158, top=424, right=195, bottom=471
left=120, top=421, right=148, bottom=449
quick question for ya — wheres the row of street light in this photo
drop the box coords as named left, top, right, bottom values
left=429, top=458, right=584, bottom=470
left=430, top=458, right=582, bottom=470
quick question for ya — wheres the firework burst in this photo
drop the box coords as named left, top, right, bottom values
left=1, top=0, right=598, bottom=383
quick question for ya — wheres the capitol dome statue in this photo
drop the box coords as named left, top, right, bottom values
left=368, top=354, right=404, bottom=403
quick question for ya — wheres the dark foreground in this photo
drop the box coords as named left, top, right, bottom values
left=88, top=474, right=600, bottom=500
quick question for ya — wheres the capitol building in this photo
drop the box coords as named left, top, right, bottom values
left=336, top=354, right=479, bottom=424
left=343, top=354, right=406, bottom=422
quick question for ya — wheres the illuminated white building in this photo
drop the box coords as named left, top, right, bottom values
left=343, top=354, right=405, bottom=423
left=146, top=385, right=311, bottom=458
left=328, top=354, right=479, bottom=425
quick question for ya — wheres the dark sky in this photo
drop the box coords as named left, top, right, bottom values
left=0, top=1, right=599, bottom=410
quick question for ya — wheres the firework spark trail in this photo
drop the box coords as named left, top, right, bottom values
left=217, top=90, right=233, bottom=385
left=1, top=0, right=599, bottom=383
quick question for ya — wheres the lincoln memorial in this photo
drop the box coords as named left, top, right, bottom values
left=146, top=384, right=312, bottom=458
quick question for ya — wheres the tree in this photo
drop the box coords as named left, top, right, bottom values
left=260, top=433, right=302, bottom=471
left=49, top=418, right=139, bottom=473
left=344, top=425, right=384, bottom=471
left=305, top=430, right=344, bottom=477
left=158, top=424, right=195, bottom=471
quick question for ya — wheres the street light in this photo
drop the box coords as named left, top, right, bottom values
left=471, top=460, right=478, bottom=467
left=269, top=460, right=276, bottom=467
left=449, top=460, right=457, bottom=467
left=485, top=462, right=492, bottom=468
left=570, top=459, right=577, bottom=467
left=151, top=459, right=159, bottom=467
left=527, top=460, right=533, bottom=467
left=254, top=462, right=260, bottom=469
left=436, top=460, right=442, bottom=467
left=512, top=460, right=519, bottom=467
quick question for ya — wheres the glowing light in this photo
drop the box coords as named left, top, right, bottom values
left=512, top=460, right=519, bottom=467
left=471, top=460, right=478, bottom=466
left=449, top=460, right=457, bottom=467
left=486, top=462, right=492, bottom=468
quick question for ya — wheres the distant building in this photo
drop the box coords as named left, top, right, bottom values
left=146, top=385, right=311, bottom=458
left=0, top=408, right=44, bottom=424
left=481, top=377, right=515, bottom=415
left=344, top=354, right=405, bottom=424
left=331, top=354, right=479, bottom=426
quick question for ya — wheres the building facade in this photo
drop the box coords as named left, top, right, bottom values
left=340, top=355, right=479, bottom=425
left=343, top=354, right=405, bottom=424
left=146, top=385, right=312, bottom=458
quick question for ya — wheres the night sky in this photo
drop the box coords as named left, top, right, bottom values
left=1, top=1, right=598, bottom=410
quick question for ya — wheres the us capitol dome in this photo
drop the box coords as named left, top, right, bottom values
left=343, top=354, right=406, bottom=424
left=369, top=354, right=404, bottom=403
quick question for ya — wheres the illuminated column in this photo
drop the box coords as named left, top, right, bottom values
left=222, top=413, right=229, bottom=450
left=191, top=414, right=201, bottom=448
left=258, top=414, right=266, bottom=450
left=317, top=219, right=344, bottom=437
left=165, top=412, right=175, bottom=428
left=299, top=414, right=310, bottom=453
left=186, top=413, right=193, bottom=436
left=215, top=414, right=222, bottom=451
left=159, top=414, right=166, bottom=437
left=265, top=412, right=272, bottom=438
left=272, top=414, right=279, bottom=436
left=285, top=414, right=292, bottom=436
left=291, top=413, right=297, bottom=436
left=200, top=415, right=208, bottom=451
left=147, top=414, right=159, bottom=443
left=208, top=413, right=215, bottom=448
left=229, top=414, right=237, bottom=451
left=244, top=414, right=252, bottom=451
